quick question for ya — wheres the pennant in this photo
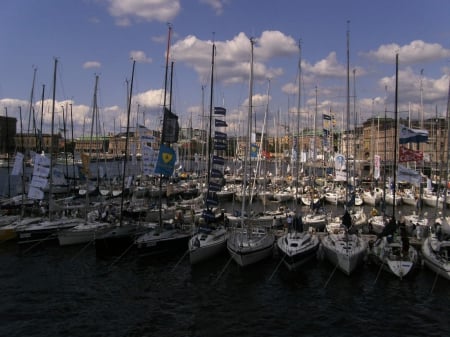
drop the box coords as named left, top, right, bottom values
left=214, top=107, right=226, bottom=116
left=161, top=108, right=180, bottom=143
left=211, top=168, right=223, bottom=178
left=399, top=146, right=423, bottom=162
left=212, top=155, right=225, bottom=166
left=154, top=144, right=176, bottom=176
left=208, top=181, right=222, bottom=192
left=214, top=131, right=227, bottom=140
left=215, top=119, right=228, bottom=127
left=399, top=125, right=428, bottom=144
left=214, top=141, right=227, bottom=151
left=205, top=192, right=219, bottom=206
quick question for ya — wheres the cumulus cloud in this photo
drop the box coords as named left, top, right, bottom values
left=129, top=50, right=152, bottom=63
left=200, top=0, right=227, bottom=15
left=83, top=61, right=101, bottom=69
left=365, top=40, right=450, bottom=64
left=106, top=0, right=180, bottom=24
left=171, top=31, right=297, bottom=86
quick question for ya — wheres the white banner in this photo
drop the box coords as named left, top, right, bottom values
left=334, top=154, right=346, bottom=171
left=11, top=152, right=24, bottom=176
left=28, top=185, right=44, bottom=200
left=33, top=165, right=50, bottom=178
left=374, top=155, right=380, bottom=179
left=30, top=175, right=48, bottom=189
left=397, top=164, right=421, bottom=186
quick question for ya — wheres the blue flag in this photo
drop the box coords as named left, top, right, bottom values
left=215, top=119, right=228, bottom=127
left=214, top=107, right=226, bottom=115
left=154, top=144, right=176, bottom=176
left=399, top=125, right=428, bottom=144
left=250, top=143, right=258, bottom=158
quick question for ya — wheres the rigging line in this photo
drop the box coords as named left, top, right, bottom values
left=171, top=249, right=189, bottom=272
left=109, top=239, right=136, bottom=268
left=267, top=253, right=285, bottom=282
left=213, top=256, right=233, bottom=285
left=70, top=239, right=94, bottom=262
left=323, top=261, right=339, bottom=288
left=373, top=259, right=385, bottom=285
left=430, top=269, right=440, bottom=294
left=20, top=232, right=57, bottom=255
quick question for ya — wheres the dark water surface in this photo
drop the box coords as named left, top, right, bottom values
left=0, top=230, right=449, bottom=337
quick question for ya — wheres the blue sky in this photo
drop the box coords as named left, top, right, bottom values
left=1, top=0, right=450, bottom=138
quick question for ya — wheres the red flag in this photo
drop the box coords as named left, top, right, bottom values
left=399, top=146, right=423, bottom=162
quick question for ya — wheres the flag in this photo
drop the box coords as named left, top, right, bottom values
left=399, top=146, right=423, bottom=162
left=261, top=150, right=271, bottom=159
left=214, top=141, right=227, bottom=151
left=161, top=108, right=180, bottom=143
left=214, top=131, right=227, bottom=140
left=397, top=164, right=421, bottom=186
left=154, top=144, right=176, bottom=176
left=214, top=107, right=226, bottom=115
left=250, top=143, right=258, bottom=158
left=211, top=168, right=223, bottom=178
left=323, top=114, right=332, bottom=120
left=334, top=154, right=346, bottom=171
left=205, top=192, right=219, bottom=206
left=399, top=125, right=428, bottom=144
left=215, top=119, right=228, bottom=127
left=81, top=152, right=90, bottom=176
left=212, top=155, right=225, bottom=166
left=208, top=181, right=222, bottom=192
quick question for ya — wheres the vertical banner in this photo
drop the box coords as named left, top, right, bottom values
left=374, top=155, right=380, bottom=179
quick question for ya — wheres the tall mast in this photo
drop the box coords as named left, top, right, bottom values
left=241, top=37, right=254, bottom=226
left=392, top=53, right=399, bottom=218
left=205, top=40, right=216, bottom=211
left=296, top=40, right=302, bottom=203
left=48, top=58, right=58, bottom=219
left=345, top=20, right=350, bottom=205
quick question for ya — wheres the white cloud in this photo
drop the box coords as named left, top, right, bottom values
left=200, top=0, right=227, bottom=15
left=171, top=31, right=297, bottom=87
left=106, top=0, right=181, bottom=24
left=129, top=50, right=152, bottom=63
left=365, top=40, right=450, bottom=64
left=83, top=61, right=101, bottom=69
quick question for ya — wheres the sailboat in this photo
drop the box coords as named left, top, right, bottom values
left=188, top=41, right=229, bottom=265
left=16, top=59, right=83, bottom=244
left=226, top=37, right=275, bottom=267
left=421, top=77, right=450, bottom=281
left=320, top=25, right=368, bottom=275
left=277, top=42, right=320, bottom=271
left=368, top=54, right=419, bottom=279
left=134, top=25, right=192, bottom=256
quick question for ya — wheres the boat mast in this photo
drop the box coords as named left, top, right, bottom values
left=205, top=40, right=216, bottom=212
left=392, top=53, right=399, bottom=218
left=48, top=58, right=58, bottom=219
left=345, top=20, right=350, bottom=205
left=296, top=40, right=302, bottom=204
left=241, top=37, right=254, bottom=226
left=119, top=60, right=136, bottom=227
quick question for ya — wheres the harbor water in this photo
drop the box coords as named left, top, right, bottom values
left=1, top=163, right=449, bottom=337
